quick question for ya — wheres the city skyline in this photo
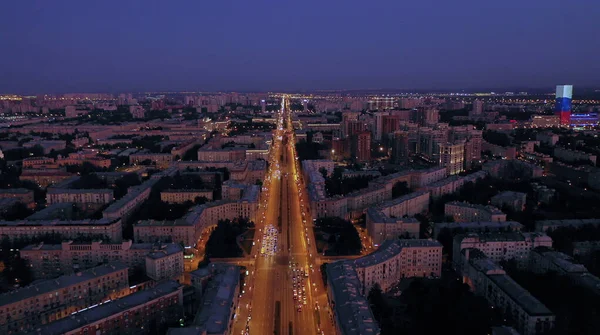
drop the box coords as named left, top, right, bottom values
left=1, top=1, right=600, bottom=93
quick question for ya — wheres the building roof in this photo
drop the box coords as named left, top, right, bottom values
left=532, top=247, right=588, bottom=273
left=445, top=201, right=504, bottom=215
left=435, top=221, right=522, bottom=233
left=326, top=261, right=380, bottom=335
left=0, top=188, right=32, bottom=194
left=455, top=231, right=549, bottom=244
left=147, top=243, right=183, bottom=260
left=103, top=178, right=158, bottom=215
left=353, top=239, right=441, bottom=268
left=192, top=264, right=240, bottom=334
left=0, top=263, right=128, bottom=307
left=0, top=218, right=119, bottom=227
left=487, top=274, right=553, bottom=316
left=26, top=281, right=182, bottom=335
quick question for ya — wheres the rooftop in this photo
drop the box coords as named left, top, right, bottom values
left=147, top=243, right=183, bottom=259
left=192, top=264, right=241, bottom=334
left=354, top=239, right=441, bottom=268
left=532, top=247, right=588, bottom=273
left=488, top=274, right=553, bottom=316
left=26, top=281, right=181, bottom=335
left=0, top=263, right=128, bottom=307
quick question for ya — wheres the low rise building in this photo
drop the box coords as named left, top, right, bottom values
left=189, top=264, right=241, bottom=335
left=22, top=140, right=66, bottom=154
left=103, top=178, right=158, bottom=221
left=491, top=191, right=527, bottom=212
left=326, top=262, right=381, bottom=335
left=352, top=239, right=442, bottom=293
left=130, top=153, right=173, bottom=168
left=433, top=221, right=523, bottom=239
left=365, top=207, right=419, bottom=246
left=0, top=263, right=129, bottom=334
left=20, top=240, right=179, bottom=280
left=46, top=188, right=114, bottom=207
left=146, top=244, right=185, bottom=281
left=26, top=281, right=183, bottom=335
left=135, top=188, right=259, bottom=247
left=161, top=189, right=213, bottom=203
left=554, top=147, right=597, bottom=165
left=444, top=201, right=506, bottom=222
left=530, top=183, right=556, bottom=205
left=534, top=218, right=600, bottom=232
left=483, top=160, right=543, bottom=179
left=424, top=170, right=488, bottom=199
left=0, top=188, right=35, bottom=208
left=536, top=132, right=559, bottom=146
left=453, top=232, right=553, bottom=269
left=459, top=249, right=555, bottom=335
left=0, top=218, right=122, bottom=242
left=22, top=157, right=57, bottom=169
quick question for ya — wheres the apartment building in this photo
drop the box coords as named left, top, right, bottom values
left=439, top=141, right=465, bottom=175
left=0, top=218, right=122, bottom=242
left=197, top=147, right=246, bottom=162
left=377, top=191, right=430, bottom=219
left=160, top=189, right=214, bottom=203
left=145, top=244, right=184, bottom=281
left=534, top=218, right=600, bottom=232
left=102, top=178, right=158, bottom=221
left=460, top=249, right=555, bottom=335
left=444, top=201, right=506, bottom=223
left=453, top=232, right=553, bottom=268
left=0, top=188, right=35, bottom=208
left=433, top=221, right=523, bottom=239
left=187, top=264, right=241, bottom=335
left=130, top=153, right=173, bottom=168
left=20, top=240, right=179, bottom=280
left=528, top=247, right=600, bottom=296
left=46, top=188, right=114, bottom=206
left=135, top=191, right=259, bottom=247
left=22, top=157, right=57, bottom=169
left=483, top=160, right=544, bottom=179
left=352, top=239, right=442, bottom=294
left=536, top=132, right=559, bottom=146
left=490, top=191, right=527, bottom=212
left=25, top=281, right=183, bottom=335
left=425, top=170, right=488, bottom=199
left=365, top=207, right=419, bottom=245
left=0, top=263, right=129, bottom=334
left=553, top=147, right=597, bottom=165
left=326, top=262, right=381, bottom=335
left=20, top=170, right=73, bottom=188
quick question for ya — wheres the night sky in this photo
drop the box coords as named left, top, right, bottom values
left=1, top=0, right=598, bottom=93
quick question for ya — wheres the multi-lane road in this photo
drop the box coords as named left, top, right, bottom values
left=231, top=98, right=334, bottom=335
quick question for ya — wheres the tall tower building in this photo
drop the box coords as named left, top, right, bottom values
left=391, top=131, right=410, bottom=165
left=381, top=115, right=400, bottom=140
left=439, top=141, right=465, bottom=176
left=471, top=100, right=484, bottom=116
left=555, top=85, right=573, bottom=126
left=414, top=107, right=440, bottom=127
left=352, top=131, right=371, bottom=162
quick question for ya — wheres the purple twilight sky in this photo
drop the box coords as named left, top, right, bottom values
left=0, top=0, right=599, bottom=94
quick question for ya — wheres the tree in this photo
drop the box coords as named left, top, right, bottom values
left=194, top=196, right=208, bottom=205
left=367, top=283, right=385, bottom=323
left=319, top=167, right=328, bottom=179
left=391, top=181, right=410, bottom=198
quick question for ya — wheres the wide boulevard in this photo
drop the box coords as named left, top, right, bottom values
left=231, top=97, right=334, bottom=335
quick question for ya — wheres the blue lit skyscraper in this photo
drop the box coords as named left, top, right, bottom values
left=555, top=85, right=573, bottom=126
